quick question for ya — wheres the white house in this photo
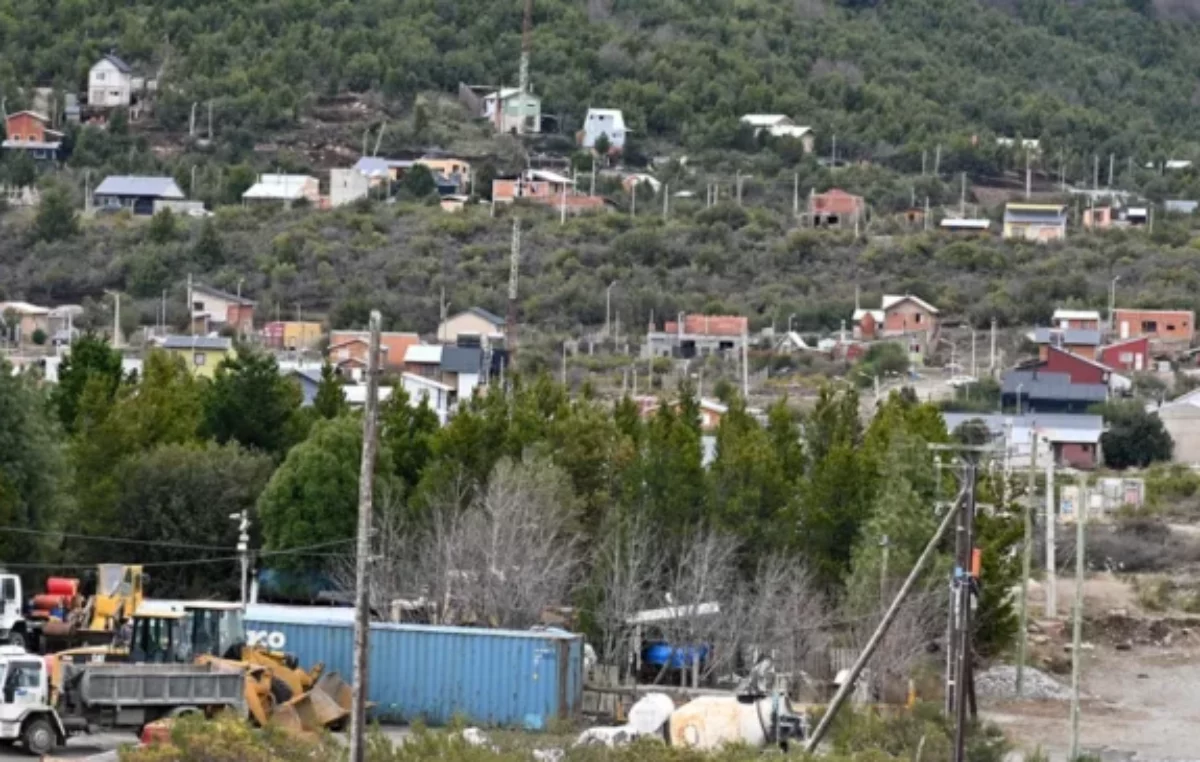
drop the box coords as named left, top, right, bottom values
left=88, top=55, right=133, bottom=109
left=401, top=373, right=454, bottom=425
left=242, top=175, right=321, bottom=207
left=740, top=115, right=814, bottom=152
left=482, top=88, right=542, bottom=134
left=581, top=109, right=628, bottom=150
left=330, top=168, right=370, bottom=207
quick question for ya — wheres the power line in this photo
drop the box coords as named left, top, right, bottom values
left=0, top=538, right=357, bottom=571
left=0, top=525, right=237, bottom=552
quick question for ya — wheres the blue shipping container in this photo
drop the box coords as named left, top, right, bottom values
left=245, top=615, right=582, bottom=729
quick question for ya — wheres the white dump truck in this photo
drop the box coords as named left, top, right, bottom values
left=0, top=645, right=244, bottom=755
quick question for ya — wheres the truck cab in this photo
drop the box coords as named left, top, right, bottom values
left=0, top=645, right=66, bottom=755
left=0, top=575, right=28, bottom=650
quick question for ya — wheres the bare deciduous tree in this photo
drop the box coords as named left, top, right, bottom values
left=592, top=509, right=663, bottom=678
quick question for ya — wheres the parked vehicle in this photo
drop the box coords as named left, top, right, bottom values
left=0, top=565, right=145, bottom=654
left=0, top=644, right=243, bottom=755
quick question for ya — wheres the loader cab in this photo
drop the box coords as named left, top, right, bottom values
left=180, top=603, right=247, bottom=660
left=126, top=609, right=188, bottom=664
left=0, top=575, right=24, bottom=644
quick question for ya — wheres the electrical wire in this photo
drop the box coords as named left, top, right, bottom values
left=0, top=525, right=237, bottom=551
left=0, top=538, right=358, bottom=571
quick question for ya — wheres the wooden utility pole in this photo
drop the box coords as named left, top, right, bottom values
left=1015, top=429, right=1038, bottom=697
left=804, top=483, right=970, bottom=753
left=662, top=185, right=669, bottom=220
left=1069, top=477, right=1088, bottom=761
left=934, top=143, right=941, bottom=175
left=1046, top=457, right=1057, bottom=617
left=950, top=462, right=979, bottom=762
left=348, top=310, right=382, bottom=762
left=792, top=173, right=799, bottom=219
left=506, top=217, right=521, bottom=361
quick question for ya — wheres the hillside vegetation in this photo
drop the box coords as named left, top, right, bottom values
left=5, top=0, right=1200, bottom=161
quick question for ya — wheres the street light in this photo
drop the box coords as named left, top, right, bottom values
left=1015, top=383, right=1024, bottom=415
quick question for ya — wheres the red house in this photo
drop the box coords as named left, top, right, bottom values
left=1098, top=336, right=1150, bottom=373
left=2, top=111, right=63, bottom=161
left=809, top=188, right=865, bottom=228
left=1041, top=345, right=1111, bottom=385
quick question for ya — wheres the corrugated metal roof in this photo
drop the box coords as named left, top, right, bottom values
left=942, top=412, right=1103, bottom=432
left=161, top=335, right=232, bottom=351
left=2, top=140, right=61, bottom=150
left=882, top=293, right=940, bottom=314
left=242, top=175, right=317, bottom=200
left=1004, top=211, right=1067, bottom=224
left=1001, top=371, right=1108, bottom=401
left=1052, top=309, right=1101, bottom=322
left=1029, top=327, right=1102, bottom=346
left=940, top=218, right=990, bottom=230
left=94, top=176, right=185, bottom=199
left=405, top=345, right=443, bottom=364
left=441, top=346, right=483, bottom=374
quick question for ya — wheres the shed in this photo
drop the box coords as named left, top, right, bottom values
left=240, top=615, right=583, bottom=729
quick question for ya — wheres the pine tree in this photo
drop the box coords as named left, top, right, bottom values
left=312, top=363, right=347, bottom=420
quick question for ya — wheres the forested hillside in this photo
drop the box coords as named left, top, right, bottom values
left=5, top=0, right=1200, bottom=160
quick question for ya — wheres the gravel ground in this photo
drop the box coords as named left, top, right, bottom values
left=976, top=665, right=1072, bottom=701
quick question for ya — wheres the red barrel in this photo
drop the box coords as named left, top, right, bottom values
left=45, top=578, right=79, bottom=597
left=31, top=594, right=68, bottom=612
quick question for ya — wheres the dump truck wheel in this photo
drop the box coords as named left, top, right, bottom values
left=22, top=717, right=55, bottom=756
left=270, top=678, right=293, bottom=705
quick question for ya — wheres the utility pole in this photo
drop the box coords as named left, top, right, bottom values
left=1108, top=276, right=1120, bottom=337
left=517, top=0, right=533, bottom=136
left=506, top=217, right=521, bottom=361
left=1025, top=152, right=1031, bottom=199
left=560, top=342, right=567, bottom=385
left=1069, top=476, right=1088, bottom=762
left=662, top=185, right=669, bottom=220
left=792, top=173, right=799, bottom=219
left=1016, top=430, right=1038, bottom=697
left=740, top=327, right=749, bottom=400
left=189, top=102, right=197, bottom=137
left=805, top=482, right=971, bottom=753
left=187, top=274, right=194, bottom=336
left=735, top=170, right=742, bottom=206
left=348, top=310, right=382, bottom=762
left=630, top=185, right=636, bottom=217
left=921, top=149, right=927, bottom=176
left=1093, top=154, right=1099, bottom=190
left=230, top=510, right=250, bottom=604
left=989, top=317, right=997, bottom=373
left=970, top=328, right=977, bottom=379
left=590, top=160, right=596, bottom=197
left=1108, top=153, right=1114, bottom=188
left=1046, top=456, right=1057, bottom=618
left=105, top=290, right=122, bottom=348
left=959, top=172, right=966, bottom=216
left=934, top=143, right=941, bottom=175
left=207, top=101, right=213, bottom=141
left=831, top=136, right=836, bottom=168
left=950, top=462, right=979, bottom=762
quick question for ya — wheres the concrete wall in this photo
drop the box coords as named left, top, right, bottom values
left=1161, top=406, right=1200, bottom=464
left=330, top=169, right=369, bottom=207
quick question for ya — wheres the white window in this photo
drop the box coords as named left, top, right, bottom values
left=193, top=353, right=206, bottom=367
left=1119, top=352, right=1134, bottom=363
left=96, top=72, right=105, bottom=81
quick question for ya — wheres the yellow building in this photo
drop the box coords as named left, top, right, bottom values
left=161, top=335, right=234, bottom=378
left=264, top=321, right=323, bottom=350
left=417, top=157, right=471, bottom=193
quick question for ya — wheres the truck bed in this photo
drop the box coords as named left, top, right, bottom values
left=64, top=663, right=244, bottom=708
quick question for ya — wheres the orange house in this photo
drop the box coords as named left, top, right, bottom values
left=809, top=188, right=865, bottom=227
left=328, top=330, right=420, bottom=372
left=2, top=111, right=63, bottom=160
left=1113, top=308, right=1194, bottom=345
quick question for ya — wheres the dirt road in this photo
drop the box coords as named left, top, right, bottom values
left=985, top=637, right=1200, bottom=761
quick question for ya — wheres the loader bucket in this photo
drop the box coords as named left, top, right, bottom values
left=274, top=672, right=351, bottom=733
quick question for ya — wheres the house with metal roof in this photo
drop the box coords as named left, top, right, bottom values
left=481, top=87, right=542, bottom=134
left=1051, top=309, right=1102, bottom=331
left=1027, top=327, right=1103, bottom=361
left=437, top=307, right=506, bottom=344
left=242, top=175, right=321, bottom=207
left=88, top=54, right=133, bottom=109
left=1002, top=370, right=1107, bottom=415
left=1003, top=203, right=1067, bottom=242
left=159, top=335, right=234, bottom=378
left=93, top=176, right=185, bottom=216
left=942, top=412, right=1104, bottom=469
left=740, top=115, right=814, bottom=152
left=581, top=108, right=628, bottom=151
left=2, top=112, right=63, bottom=161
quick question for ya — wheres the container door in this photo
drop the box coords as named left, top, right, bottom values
left=527, top=647, right=559, bottom=730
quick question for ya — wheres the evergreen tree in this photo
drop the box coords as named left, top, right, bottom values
left=33, top=184, right=79, bottom=243
left=52, top=335, right=123, bottom=433
left=201, top=350, right=305, bottom=457
left=312, top=363, right=347, bottom=420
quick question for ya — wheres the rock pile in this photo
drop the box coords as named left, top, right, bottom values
left=976, top=665, right=1072, bottom=700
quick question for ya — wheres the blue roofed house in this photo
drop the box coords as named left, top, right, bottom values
left=93, top=176, right=185, bottom=215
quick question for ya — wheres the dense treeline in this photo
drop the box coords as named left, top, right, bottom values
left=6, top=0, right=1200, bottom=163
left=7, top=198, right=1200, bottom=350
left=1, top=337, right=1019, bottom=655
